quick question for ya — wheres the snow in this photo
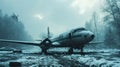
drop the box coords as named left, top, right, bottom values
left=0, top=49, right=120, bottom=67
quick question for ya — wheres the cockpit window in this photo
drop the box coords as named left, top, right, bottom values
left=72, top=28, right=86, bottom=33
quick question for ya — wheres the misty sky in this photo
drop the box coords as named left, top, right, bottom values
left=0, top=0, right=103, bottom=39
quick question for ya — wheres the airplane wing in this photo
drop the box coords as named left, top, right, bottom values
left=87, top=41, right=104, bottom=45
left=0, top=39, right=40, bottom=46
left=0, top=39, right=70, bottom=48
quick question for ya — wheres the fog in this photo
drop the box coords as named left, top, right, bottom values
left=0, top=12, right=42, bottom=52
left=0, top=0, right=120, bottom=66
left=0, top=0, right=103, bottom=39
left=0, top=0, right=120, bottom=50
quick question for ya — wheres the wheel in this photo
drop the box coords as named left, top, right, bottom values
left=80, top=46, right=85, bottom=55
left=68, top=48, right=73, bottom=54
left=41, top=48, right=48, bottom=54
left=41, top=44, right=47, bottom=54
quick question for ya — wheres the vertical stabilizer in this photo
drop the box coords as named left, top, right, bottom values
left=47, top=27, right=50, bottom=38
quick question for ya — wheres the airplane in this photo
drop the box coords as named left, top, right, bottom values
left=0, top=27, right=102, bottom=54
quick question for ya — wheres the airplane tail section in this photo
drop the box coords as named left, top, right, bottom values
left=47, top=27, right=50, bottom=38
left=35, top=27, right=51, bottom=41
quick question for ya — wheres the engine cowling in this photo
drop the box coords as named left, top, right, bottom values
left=40, top=38, right=52, bottom=54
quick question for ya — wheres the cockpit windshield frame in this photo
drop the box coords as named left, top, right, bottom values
left=72, top=28, right=86, bottom=33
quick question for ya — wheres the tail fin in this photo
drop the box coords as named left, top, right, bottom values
left=47, top=27, right=50, bottom=38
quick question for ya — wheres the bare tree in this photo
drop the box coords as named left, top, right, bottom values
left=85, top=12, right=100, bottom=41
left=103, top=0, right=120, bottom=48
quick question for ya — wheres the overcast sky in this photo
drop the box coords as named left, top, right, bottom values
left=0, top=0, right=103, bottom=39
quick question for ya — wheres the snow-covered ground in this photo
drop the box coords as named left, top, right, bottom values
left=0, top=49, right=120, bottom=67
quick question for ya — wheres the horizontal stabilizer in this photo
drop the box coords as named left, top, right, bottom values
left=88, top=41, right=104, bottom=45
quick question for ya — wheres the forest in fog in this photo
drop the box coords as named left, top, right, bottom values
left=0, top=10, right=32, bottom=49
left=85, top=0, right=120, bottom=49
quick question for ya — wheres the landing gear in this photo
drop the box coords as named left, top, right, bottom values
left=41, top=44, right=49, bottom=54
left=40, top=38, right=52, bottom=54
left=81, top=48, right=83, bottom=53
left=80, top=46, right=85, bottom=55
left=68, top=48, right=73, bottom=54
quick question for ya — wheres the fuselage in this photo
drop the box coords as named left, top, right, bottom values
left=50, top=27, right=94, bottom=49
